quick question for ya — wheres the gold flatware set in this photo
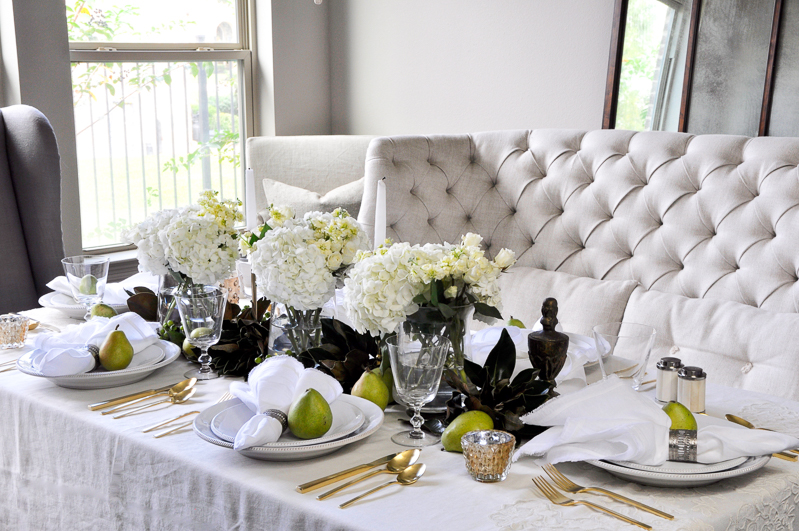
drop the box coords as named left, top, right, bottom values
left=87, top=377, right=212, bottom=437
left=297, top=449, right=426, bottom=508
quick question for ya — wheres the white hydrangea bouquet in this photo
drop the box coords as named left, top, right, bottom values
left=343, top=233, right=515, bottom=378
left=123, top=190, right=242, bottom=286
left=245, top=206, right=370, bottom=353
left=122, top=191, right=242, bottom=324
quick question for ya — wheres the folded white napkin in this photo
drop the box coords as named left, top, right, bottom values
left=230, top=355, right=343, bottom=450
left=514, top=377, right=799, bottom=465
left=47, top=272, right=159, bottom=305
left=20, top=313, right=160, bottom=377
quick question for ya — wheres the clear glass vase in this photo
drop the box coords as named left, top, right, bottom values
left=157, top=272, right=181, bottom=326
left=268, top=306, right=323, bottom=356
left=403, top=305, right=474, bottom=383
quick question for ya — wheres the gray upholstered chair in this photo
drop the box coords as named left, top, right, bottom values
left=0, top=105, right=64, bottom=313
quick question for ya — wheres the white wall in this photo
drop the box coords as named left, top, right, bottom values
left=329, top=0, right=615, bottom=135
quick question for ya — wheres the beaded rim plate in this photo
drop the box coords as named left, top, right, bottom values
left=587, top=455, right=770, bottom=487
left=194, top=394, right=384, bottom=461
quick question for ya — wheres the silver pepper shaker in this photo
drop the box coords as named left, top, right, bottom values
left=656, top=357, right=683, bottom=403
left=677, top=366, right=706, bottom=413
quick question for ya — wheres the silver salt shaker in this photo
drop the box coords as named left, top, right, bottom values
left=655, top=357, right=683, bottom=403
left=677, top=366, right=706, bottom=413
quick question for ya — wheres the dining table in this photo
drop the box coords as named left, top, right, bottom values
left=3, top=306, right=799, bottom=531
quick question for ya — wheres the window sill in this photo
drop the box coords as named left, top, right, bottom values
left=91, top=249, right=140, bottom=282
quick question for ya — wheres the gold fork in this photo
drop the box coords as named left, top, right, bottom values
left=532, top=476, right=652, bottom=530
left=149, top=391, right=232, bottom=438
left=543, top=464, right=673, bottom=520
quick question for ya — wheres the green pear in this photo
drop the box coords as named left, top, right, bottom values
left=441, top=410, right=494, bottom=452
left=371, top=367, right=394, bottom=404
left=98, top=325, right=134, bottom=371
left=288, top=388, right=333, bottom=439
left=182, top=338, right=199, bottom=363
left=351, top=370, right=390, bottom=410
left=190, top=327, right=214, bottom=339
left=662, top=401, right=697, bottom=431
left=78, top=274, right=98, bottom=295
left=90, top=303, right=117, bottom=319
left=507, top=316, right=526, bottom=328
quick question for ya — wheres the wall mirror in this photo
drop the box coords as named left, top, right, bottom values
left=604, top=0, right=797, bottom=136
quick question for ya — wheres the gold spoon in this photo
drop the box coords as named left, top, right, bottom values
left=339, top=463, right=426, bottom=509
left=317, top=448, right=421, bottom=500
left=102, top=378, right=197, bottom=415
left=113, top=387, right=196, bottom=419
left=725, top=414, right=799, bottom=459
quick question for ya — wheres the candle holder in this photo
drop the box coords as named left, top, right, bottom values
left=462, top=430, right=516, bottom=482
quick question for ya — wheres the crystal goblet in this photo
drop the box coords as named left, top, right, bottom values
left=592, top=322, right=657, bottom=390
left=176, top=285, right=227, bottom=380
left=386, top=330, right=451, bottom=447
left=61, top=255, right=110, bottom=320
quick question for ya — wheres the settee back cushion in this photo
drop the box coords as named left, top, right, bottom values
left=360, top=130, right=799, bottom=313
left=247, top=135, right=375, bottom=214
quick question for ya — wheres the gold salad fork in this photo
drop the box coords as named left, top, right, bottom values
left=532, top=476, right=652, bottom=530
left=145, top=391, right=232, bottom=438
left=543, top=464, right=673, bottom=520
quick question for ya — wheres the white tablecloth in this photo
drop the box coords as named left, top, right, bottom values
left=3, top=308, right=799, bottom=530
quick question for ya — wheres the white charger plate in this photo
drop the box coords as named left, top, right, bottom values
left=606, top=456, right=748, bottom=474
left=16, top=340, right=180, bottom=389
left=210, top=400, right=365, bottom=447
left=587, top=455, right=771, bottom=487
left=39, top=292, right=129, bottom=320
left=194, top=394, right=384, bottom=461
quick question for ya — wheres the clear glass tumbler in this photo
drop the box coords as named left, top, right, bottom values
left=176, top=285, right=227, bottom=380
left=593, top=322, right=657, bottom=390
left=386, top=331, right=451, bottom=447
left=61, top=255, right=110, bottom=320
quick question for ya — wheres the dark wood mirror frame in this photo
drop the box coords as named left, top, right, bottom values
left=602, top=0, right=785, bottom=136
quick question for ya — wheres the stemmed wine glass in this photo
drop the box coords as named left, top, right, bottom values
left=386, top=331, right=451, bottom=447
left=176, top=285, right=227, bottom=380
left=61, top=255, right=110, bottom=320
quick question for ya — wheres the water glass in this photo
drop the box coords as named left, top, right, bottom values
left=0, top=314, right=29, bottom=349
left=176, top=285, right=227, bottom=380
left=386, top=331, right=451, bottom=447
left=61, top=255, right=110, bottom=320
left=593, top=322, right=657, bottom=390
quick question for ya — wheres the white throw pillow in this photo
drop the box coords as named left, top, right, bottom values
left=258, top=177, right=364, bottom=220
left=622, top=286, right=799, bottom=400
left=496, top=267, right=638, bottom=336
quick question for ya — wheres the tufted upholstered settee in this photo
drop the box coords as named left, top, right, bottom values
left=357, top=129, right=799, bottom=400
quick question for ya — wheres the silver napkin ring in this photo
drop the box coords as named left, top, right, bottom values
left=669, top=429, right=698, bottom=462
left=85, top=344, right=100, bottom=361
left=264, top=409, right=288, bottom=431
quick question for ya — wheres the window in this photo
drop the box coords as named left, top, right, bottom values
left=67, top=0, right=252, bottom=251
left=616, top=0, right=691, bottom=131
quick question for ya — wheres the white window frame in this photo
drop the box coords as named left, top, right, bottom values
left=68, top=2, right=255, bottom=254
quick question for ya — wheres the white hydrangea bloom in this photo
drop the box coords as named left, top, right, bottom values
left=122, top=208, right=180, bottom=276
left=250, top=208, right=370, bottom=311
left=343, top=233, right=516, bottom=336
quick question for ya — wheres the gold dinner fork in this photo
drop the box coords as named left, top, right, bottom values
left=532, top=476, right=652, bottom=530
left=542, top=464, right=673, bottom=520
left=148, top=391, right=233, bottom=438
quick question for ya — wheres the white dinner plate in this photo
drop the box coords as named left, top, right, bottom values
left=16, top=340, right=181, bottom=389
left=194, top=394, right=385, bottom=461
left=210, top=400, right=365, bottom=447
left=39, top=291, right=129, bottom=320
left=605, top=456, right=748, bottom=474
left=587, top=455, right=771, bottom=487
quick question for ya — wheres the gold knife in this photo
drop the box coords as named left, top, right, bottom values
left=88, top=382, right=180, bottom=411
left=296, top=452, right=403, bottom=493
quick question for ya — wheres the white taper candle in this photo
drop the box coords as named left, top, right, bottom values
left=374, top=179, right=387, bottom=249
left=245, top=168, right=257, bottom=230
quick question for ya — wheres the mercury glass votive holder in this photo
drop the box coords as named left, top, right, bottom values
left=461, top=430, right=516, bottom=483
left=0, top=314, right=29, bottom=349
